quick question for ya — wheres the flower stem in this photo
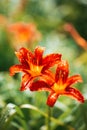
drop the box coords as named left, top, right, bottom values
left=47, top=106, right=52, bottom=130
left=46, top=92, right=52, bottom=130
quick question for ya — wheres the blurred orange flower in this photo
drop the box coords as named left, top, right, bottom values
left=29, top=60, right=84, bottom=107
left=8, top=22, right=42, bottom=49
left=0, top=14, right=7, bottom=26
left=64, top=23, right=87, bottom=51
left=9, top=46, right=61, bottom=91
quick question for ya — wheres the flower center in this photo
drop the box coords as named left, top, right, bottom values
left=52, top=83, right=66, bottom=94
left=29, top=64, right=43, bottom=77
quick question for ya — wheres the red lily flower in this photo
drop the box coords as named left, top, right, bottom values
left=29, top=60, right=84, bottom=107
left=9, top=46, right=61, bottom=91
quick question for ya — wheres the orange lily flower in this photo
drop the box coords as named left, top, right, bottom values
left=8, top=22, right=42, bottom=49
left=9, top=46, right=61, bottom=91
left=29, top=60, right=84, bottom=107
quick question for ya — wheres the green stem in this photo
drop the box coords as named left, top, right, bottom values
left=47, top=106, right=52, bottom=130
left=46, top=92, right=52, bottom=130
left=21, top=104, right=74, bottom=130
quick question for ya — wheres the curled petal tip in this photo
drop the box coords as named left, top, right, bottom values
left=9, top=67, right=15, bottom=76
left=20, top=86, right=26, bottom=91
left=65, top=87, right=84, bottom=104
left=78, top=95, right=85, bottom=103
left=9, top=65, right=24, bottom=76
left=15, top=51, right=18, bottom=55
left=35, top=46, right=45, bottom=51
left=47, top=93, right=58, bottom=107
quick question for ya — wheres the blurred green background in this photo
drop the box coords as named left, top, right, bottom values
left=0, top=0, right=87, bottom=130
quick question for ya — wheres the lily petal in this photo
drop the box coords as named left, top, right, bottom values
left=67, top=75, right=83, bottom=87
left=47, top=92, right=59, bottom=107
left=9, top=65, right=26, bottom=76
left=55, top=60, right=69, bottom=83
left=40, top=70, right=55, bottom=86
left=42, top=53, right=61, bottom=70
left=20, top=74, right=32, bottom=91
left=15, top=47, right=35, bottom=68
left=34, top=46, right=45, bottom=65
left=15, top=47, right=29, bottom=65
left=64, top=87, right=84, bottom=103
left=29, top=80, right=52, bottom=92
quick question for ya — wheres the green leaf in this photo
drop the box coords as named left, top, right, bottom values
left=21, top=104, right=74, bottom=130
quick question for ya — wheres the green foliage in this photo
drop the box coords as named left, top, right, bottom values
left=0, top=28, right=15, bottom=71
